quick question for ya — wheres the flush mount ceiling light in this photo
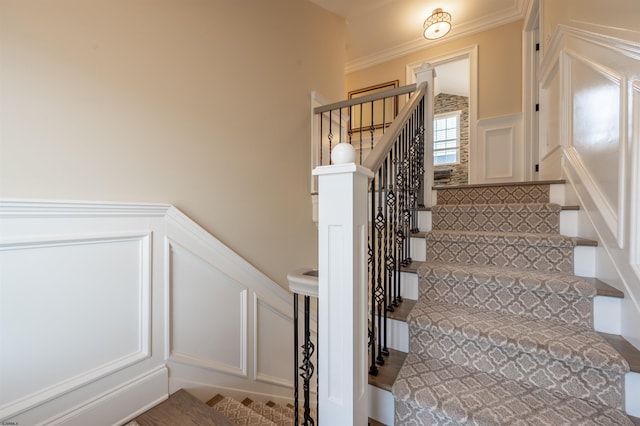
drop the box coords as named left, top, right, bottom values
left=423, top=8, right=451, bottom=40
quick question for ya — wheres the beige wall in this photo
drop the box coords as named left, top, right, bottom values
left=0, top=0, right=345, bottom=288
left=346, top=20, right=524, bottom=120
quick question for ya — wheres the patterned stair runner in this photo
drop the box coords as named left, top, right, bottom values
left=207, top=395, right=317, bottom=426
left=392, top=182, right=634, bottom=425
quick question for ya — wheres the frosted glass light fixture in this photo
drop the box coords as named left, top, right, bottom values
left=423, top=8, right=451, bottom=40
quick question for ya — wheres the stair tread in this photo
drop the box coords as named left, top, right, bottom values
left=134, top=389, right=234, bottom=426
left=577, top=237, right=598, bottom=246
left=417, top=261, right=596, bottom=298
left=407, top=299, right=629, bottom=374
left=418, top=204, right=578, bottom=213
left=580, top=276, right=625, bottom=298
left=433, top=179, right=566, bottom=190
left=368, top=347, right=407, bottom=392
left=386, top=299, right=416, bottom=322
left=404, top=261, right=623, bottom=301
left=427, top=229, right=576, bottom=246
left=599, top=332, right=640, bottom=373
left=393, top=353, right=633, bottom=426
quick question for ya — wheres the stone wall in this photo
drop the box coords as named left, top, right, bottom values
left=434, top=93, right=469, bottom=185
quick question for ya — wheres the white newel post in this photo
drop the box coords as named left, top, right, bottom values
left=313, top=148, right=373, bottom=426
left=415, top=63, right=435, bottom=207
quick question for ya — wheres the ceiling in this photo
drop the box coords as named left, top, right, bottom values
left=309, top=0, right=530, bottom=72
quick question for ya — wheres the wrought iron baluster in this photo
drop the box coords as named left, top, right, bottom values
left=369, top=177, right=378, bottom=376
left=293, top=294, right=299, bottom=426
left=369, top=100, right=375, bottom=152
left=328, top=111, right=334, bottom=165
left=380, top=157, right=390, bottom=357
left=374, top=171, right=386, bottom=366
left=299, top=295, right=315, bottom=426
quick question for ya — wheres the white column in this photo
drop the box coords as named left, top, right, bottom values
left=415, top=63, right=436, bottom=207
left=313, top=162, right=373, bottom=426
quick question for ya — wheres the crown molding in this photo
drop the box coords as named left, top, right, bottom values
left=345, top=0, right=529, bottom=74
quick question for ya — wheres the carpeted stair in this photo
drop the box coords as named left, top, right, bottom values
left=392, top=183, right=634, bottom=425
left=130, top=389, right=316, bottom=425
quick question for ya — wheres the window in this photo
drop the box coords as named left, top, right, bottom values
left=433, top=112, right=460, bottom=165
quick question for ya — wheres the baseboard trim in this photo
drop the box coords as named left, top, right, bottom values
left=44, top=365, right=168, bottom=426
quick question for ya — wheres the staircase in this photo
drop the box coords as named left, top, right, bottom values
left=371, top=180, right=640, bottom=425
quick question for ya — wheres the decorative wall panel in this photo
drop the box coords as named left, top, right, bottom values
left=254, top=294, right=294, bottom=387
left=169, top=242, right=248, bottom=377
left=476, top=114, right=523, bottom=183
left=569, top=53, right=622, bottom=235
left=0, top=233, right=151, bottom=418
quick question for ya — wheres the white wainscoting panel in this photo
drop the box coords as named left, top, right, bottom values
left=568, top=52, right=622, bottom=242
left=475, top=113, right=523, bottom=183
left=539, top=26, right=640, bottom=356
left=168, top=241, right=248, bottom=378
left=0, top=201, right=169, bottom=425
left=0, top=234, right=151, bottom=416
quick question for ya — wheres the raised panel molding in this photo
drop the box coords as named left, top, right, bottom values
left=565, top=50, right=623, bottom=244
left=253, top=293, right=295, bottom=387
left=0, top=232, right=152, bottom=419
left=476, top=114, right=523, bottom=183
left=168, top=240, right=248, bottom=378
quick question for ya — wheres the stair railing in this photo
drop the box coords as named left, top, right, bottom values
left=363, top=82, right=427, bottom=376
left=306, top=63, right=434, bottom=425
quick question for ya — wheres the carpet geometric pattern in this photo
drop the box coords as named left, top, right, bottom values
left=393, top=182, right=633, bottom=424
left=207, top=396, right=278, bottom=426
left=426, top=230, right=576, bottom=273
left=435, top=184, right=550, bottom=205
left=394, top=354, right=633, bottom=426
left=418, top=262, right=595, bottom=327
left=432, top=203, right=560, bottom=233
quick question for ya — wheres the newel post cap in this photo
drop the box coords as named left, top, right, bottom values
left=331, top=143, right=356, bottom=165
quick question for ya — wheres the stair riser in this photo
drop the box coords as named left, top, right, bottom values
left=401, top=270, right=619, bottom=327
left=419, top=277, right=593, bottom=328
left=627, top=372, right=640, bottom=417
left=419, top=207, right=576, bottom=234
left=431, top=205, right=561, bottom=234
left=408, top=326, right=625, bottom=409
left=426, top=236, right=574, bottom=273
left=410, top=236, right=596, bottom=277
left=417, top=210, right=431, bottom=232
left=435, top=185, right=551, bottom=205
left=368, top=384, right=394, bottom=426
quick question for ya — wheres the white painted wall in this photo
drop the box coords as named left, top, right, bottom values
left=0, top=200, right=298, bottom=424
left=538, top=25, right=640, bottom=349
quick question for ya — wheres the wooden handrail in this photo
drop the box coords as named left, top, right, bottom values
left=313, top=84, right=417, bottom=114
left=362, top=83, right=427, bottom=174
